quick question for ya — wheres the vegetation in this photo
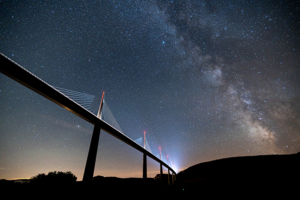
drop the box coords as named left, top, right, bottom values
left=30, top=171, right=77, bottom=185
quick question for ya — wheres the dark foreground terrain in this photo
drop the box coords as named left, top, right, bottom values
left=2, top=152, right=299, bottom=199
left=176, top=152, right=300, bottom=198
left=1, top=176, right=176, bottom=199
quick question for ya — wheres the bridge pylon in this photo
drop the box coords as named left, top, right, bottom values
left=143, top=131, right=146, bottom=149
left=167, top=155, right=169, bottom=166
left=83, top=92, right=105, bottom=182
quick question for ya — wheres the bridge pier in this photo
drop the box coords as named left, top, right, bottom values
left=172, top=173, right=174, bottom=185
left=83, top=123, right=101, bottom=182
left=168, top=169, right=170, bottom=185
left=160, top=163, right=163, bottom=182
left=143, top=153, right=147, bottom=179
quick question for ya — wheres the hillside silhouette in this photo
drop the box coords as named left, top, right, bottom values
left=1, top=153, right=299, bottom=199
left=175, top=152, right=300, bottom=198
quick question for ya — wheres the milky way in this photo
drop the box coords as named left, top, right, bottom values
left=0, top=0, right=299, bottom=180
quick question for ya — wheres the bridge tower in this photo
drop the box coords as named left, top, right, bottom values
left=144, top=131, right=146, bottom=149
left=167, top=155, right=169, bottom=166
left=83, top=92, right=105, bottom=182
left=159, top=147, right=162, bottom=159
left=97, top=92, right=105, bottom=119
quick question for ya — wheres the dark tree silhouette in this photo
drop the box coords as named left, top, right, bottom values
left=30, top=171, right=77, bottom=185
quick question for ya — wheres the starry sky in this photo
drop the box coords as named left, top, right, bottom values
left=0, top=0, right=299, bottom=181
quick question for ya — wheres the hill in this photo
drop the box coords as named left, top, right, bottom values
left=175, top=152, right=300, bottom=198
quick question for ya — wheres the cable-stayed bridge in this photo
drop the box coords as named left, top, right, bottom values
left=0, top=53, right=176, bottom=184
left=52, top=86, right=165, bottom=161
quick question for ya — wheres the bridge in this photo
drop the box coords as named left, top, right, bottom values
left=0, top=53, right=176, bottom=184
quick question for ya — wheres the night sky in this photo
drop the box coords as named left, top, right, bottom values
left=1, top=0, right=299, bottom=181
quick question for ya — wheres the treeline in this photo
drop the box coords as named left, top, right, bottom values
left=30, top=171, right=77, bottom=184
left=0, top=171, right=78, bottom=198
